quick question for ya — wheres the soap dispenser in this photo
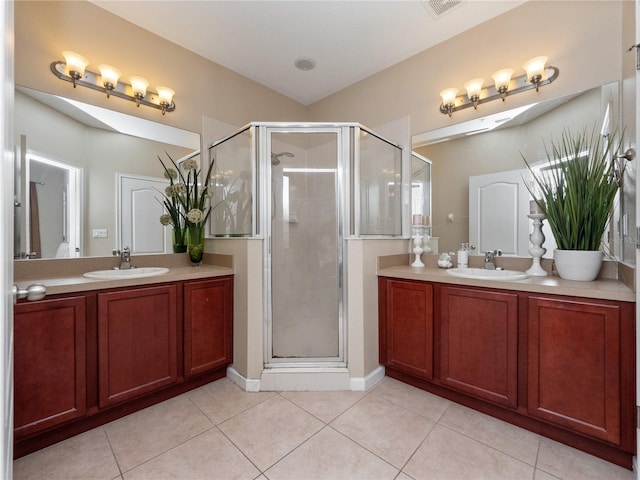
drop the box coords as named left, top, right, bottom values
left=457, top=243, right=469, bottom=268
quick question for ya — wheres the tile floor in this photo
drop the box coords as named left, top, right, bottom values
left=13, top=376, right=635, bottom=480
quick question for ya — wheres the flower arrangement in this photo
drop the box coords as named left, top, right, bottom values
left=157, top=152, right=216, bottom=259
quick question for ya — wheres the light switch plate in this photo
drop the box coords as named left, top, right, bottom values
left=92, top=228, right=108, bottom=238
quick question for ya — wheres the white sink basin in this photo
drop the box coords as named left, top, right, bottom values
left=83, top=267, right=170, bottom=280
left=446, top=267, right=529, bottom=281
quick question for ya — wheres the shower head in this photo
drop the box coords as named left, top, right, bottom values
left=271, top=151, right=294, bottom=166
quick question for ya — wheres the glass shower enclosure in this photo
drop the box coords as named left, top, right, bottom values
left=208, top=123, right=402, bottom=369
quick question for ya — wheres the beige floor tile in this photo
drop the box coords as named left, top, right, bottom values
left=280, top=390, right=367, bottom=423
left=439, top=403, right=540, bottom=465
left=404, top=424, right=534, bottom=480
left=396, top=473, right=415, bottom=480
left=105, top=394, right=213, bottom=472
left=187, top=377, right=275, bottom=424
left=537, top=438, right=634, bottom=480
left=371, top=377, right=451, bottom=422
left=218, top=394, right=324, bottom=471
left=123, top=428, right=260, bottom=480
left=534, top=469, right=561, bottom=480
left=13, top=427, right=120, bottom=480
left=331, top=394, right=435, bottom=469
left=265, top=426, right=399, bottom=480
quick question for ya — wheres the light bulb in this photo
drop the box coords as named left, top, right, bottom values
left=464, top=78, right=484, bottom=108
left=62, top=51, right=89, bottom=86
left=491, top=68, right=514, bottom=98
left=130, top=76, right=149, bottom=105
left=98, top=64, right=121, bottom=97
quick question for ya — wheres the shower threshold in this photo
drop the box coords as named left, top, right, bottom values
left=260, top=366, right=350, bottom=391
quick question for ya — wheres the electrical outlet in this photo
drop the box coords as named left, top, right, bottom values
left=92, top=228, right=108, bottom=238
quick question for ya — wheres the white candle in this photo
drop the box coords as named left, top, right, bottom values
left=412, top=214, right=423, bottom=226
left=422, top=215, right=430, bottom=226
left=530, top=200, right=543, bottom=214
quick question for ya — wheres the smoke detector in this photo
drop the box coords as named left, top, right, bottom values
left=295, top=57, right=316, bottom=71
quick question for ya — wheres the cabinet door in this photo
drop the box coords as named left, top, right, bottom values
left=440, top=286, right=518, bottom=408
left=528, top=296, right=621, bottom=444
left=14, top=296, right=86, bottom=438
left=98, top=285, right=178, bottom=408
left=184, top=277, right=233, bottom=377
left=384, top=279, right=433, bottom=380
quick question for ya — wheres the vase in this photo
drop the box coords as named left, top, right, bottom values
left=172, top=227, right=187, bottom=253
left=554, top=249, right=603, bottom=281
left=187, top=225, right=205, bottom=265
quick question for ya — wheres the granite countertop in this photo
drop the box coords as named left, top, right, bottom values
left=378, top=262, right=635, bottom=303
left=14, top=253, right=234, bottom=296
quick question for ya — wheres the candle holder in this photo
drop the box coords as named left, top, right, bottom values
left=526, top=213, right=548, bottom=276
left=411, top=225, right=426, bottom=267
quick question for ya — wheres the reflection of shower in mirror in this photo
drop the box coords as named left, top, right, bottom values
left=271, top=151, right=294, bottom=166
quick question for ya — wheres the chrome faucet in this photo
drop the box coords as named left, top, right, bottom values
left=120, top=246, right=131, bottom=269
left=484, top=249, right=502, bottom=270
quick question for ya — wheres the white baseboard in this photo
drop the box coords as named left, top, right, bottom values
left=350, top=365, right=385, bottom=391
left=226, top=366, right=261, bottom=392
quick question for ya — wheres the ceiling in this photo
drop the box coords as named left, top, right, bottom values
left=90, top=0, right=526, bottom=105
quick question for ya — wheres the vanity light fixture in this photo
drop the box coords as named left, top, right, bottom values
left=463, top=78, right=483, bottom=109
left=491, top=68, right=514, bottom=100
left=62, top=51, right=89, bottom=88
left=98, top=64, right=121, bottom=98
left=439, top=88, right=458, bottom=117
left=51, top=51, right=176, bottom=115
left=439, top=56, right=559, bottom=116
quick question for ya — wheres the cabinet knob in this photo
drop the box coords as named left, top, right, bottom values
left=12, top=284, right=47, bottom=304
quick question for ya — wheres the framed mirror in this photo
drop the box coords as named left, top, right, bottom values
left=412, top=82, right=633, bottom=262
left=14, top=86, right=200, bottom=259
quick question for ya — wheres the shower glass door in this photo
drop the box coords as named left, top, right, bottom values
left=266, top=129, right=344, bottom=365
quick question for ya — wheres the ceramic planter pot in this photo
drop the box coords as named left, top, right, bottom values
left=553, top=249, right=603, bottom=281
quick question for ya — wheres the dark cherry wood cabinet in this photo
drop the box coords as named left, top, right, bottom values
left=380, top=279, right=433, bottom=380
left=14, top=296, right=87, bottom=439
left=97, top=284, right=178, bottom=408
left=184, top=277, right=233, bottom=377
left=440, top=286, right=518, bottom=408
left=527, top=295, right=632, bottom=446
left=14, top=274, right=234, bottom=459
left=378, top=276, right=636, bottom=469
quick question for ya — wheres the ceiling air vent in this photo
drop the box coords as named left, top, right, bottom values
left=423, top=0, right=462, bottom=18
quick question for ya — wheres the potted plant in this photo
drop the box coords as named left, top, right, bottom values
left=523, top=126, right=625, bottom=281
left=158, top=153, right=216, bottom=264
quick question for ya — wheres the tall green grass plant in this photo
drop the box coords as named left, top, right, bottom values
left=523, top=127, right=623, bottom=251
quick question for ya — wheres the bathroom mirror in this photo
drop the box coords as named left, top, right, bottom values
left=412, top=82, right=633, bottom=260
left=14, top=86, right=200, bottom=259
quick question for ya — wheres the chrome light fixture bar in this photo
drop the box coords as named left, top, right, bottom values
left=440, top=59, right=559, bottom=117
left=51, top=53, right=176, bottom=115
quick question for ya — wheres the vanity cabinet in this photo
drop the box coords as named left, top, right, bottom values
left=527, top=295, right=632, bottom=446
left=440, top=286, right=518, bottom=408
left=379, top=279, right=433, bottom=380
left=184, top=277, right=233, bottom=377
left=378, top=276, right=636, bottom=468
left=14, top=296, right=87, bottom=439
left=97, top=285, right=179, bottom=408
left=13, top=274, right=234, bottom=458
